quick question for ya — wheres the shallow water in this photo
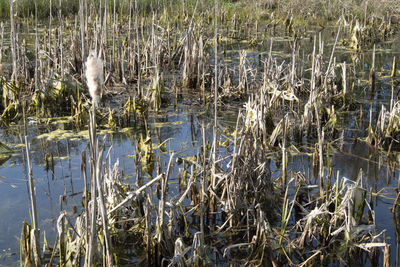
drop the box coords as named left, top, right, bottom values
left=0, top=104, right=398, bottom=265
left=0, top=103, right=217, bottom=265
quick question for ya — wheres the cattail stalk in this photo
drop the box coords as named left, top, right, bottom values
left=81, top=151, right=89, bottom=259
left=212, top=0, right=218, bottom=189
left=95, top=146, right=113, bottom=266
left=391, top=56, right=396, bottom=78
left=342, top=61, right=347, bottom=95
left=10, top=0, right=17, bottom=82
left=282, top=115, right=287, bottom=184
left=48, top=0, right=52, bottom=78
left=128, top=0, right=133, bottom=75
left=157, top=153, right=174, bottom=241
left=0, top=22, right=4, bottom=66
left=314, top=102, right=324, bottom=198
left=369, top=44, right=376, bottom=94
left=86, top=108, right=97, bottom=267
left=25, top=135, right=41, bottom=266
left=35, top=0, right=39, bottom=91
left=79, top=0, right=86, bottom=63
left=135, top=0, right=142, bottom=97
left=59, top=0, right=64, bottom=80
left=324, top=22, right=341, bottom=94
left=391, top=80, right=395, bottom=112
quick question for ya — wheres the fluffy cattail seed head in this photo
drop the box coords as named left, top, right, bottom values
left=85, top=50, right=103, bottom=107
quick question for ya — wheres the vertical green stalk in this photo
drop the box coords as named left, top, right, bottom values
left=325, top=143, right=330, bottom=192
left=280, top=188, right=289, bottom=245
left=334, top=170, right=339, bottom=227
left=391, top=56, right=396, bottom=78
left=369, top=44, right=376, bottom=94
left=280, top=185, right=300, bottom=246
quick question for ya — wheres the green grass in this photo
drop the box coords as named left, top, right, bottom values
left=0, top=0, right=79, bottom=19
left=0, top=0, right=398, bottom=27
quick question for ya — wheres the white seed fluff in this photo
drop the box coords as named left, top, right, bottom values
left=85, top=50, right=103, bottom=107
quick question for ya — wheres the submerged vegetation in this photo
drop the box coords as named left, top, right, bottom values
left=0, top=0, right=398, bottom=266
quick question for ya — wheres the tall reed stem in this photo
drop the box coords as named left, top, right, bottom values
left=59, top=0, right=64, bottom=80
left=25, top=134, right=41, bottom=266
left=79, top=0, right=86, bottom=62
left=212, top=0, right=218, bottom=189
left=86, top=107, right=98, bottom=267
left=10, top=0, right=17, bottom=82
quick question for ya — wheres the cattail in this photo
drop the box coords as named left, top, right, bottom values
left=85, top=50, right=103, bottom=107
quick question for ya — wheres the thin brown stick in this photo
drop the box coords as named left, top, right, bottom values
left=108, top=173, right=164, bottom=214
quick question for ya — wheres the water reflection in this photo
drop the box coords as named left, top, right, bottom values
left=0, top=103, right=228, bottom=265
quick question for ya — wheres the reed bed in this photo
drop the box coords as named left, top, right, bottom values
left=8, top=0, right=400, bottom=266
left=0, top=0, right=397, bottom=125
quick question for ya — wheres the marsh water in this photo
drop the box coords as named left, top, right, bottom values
left=1, top=26, right=400, bottom=265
